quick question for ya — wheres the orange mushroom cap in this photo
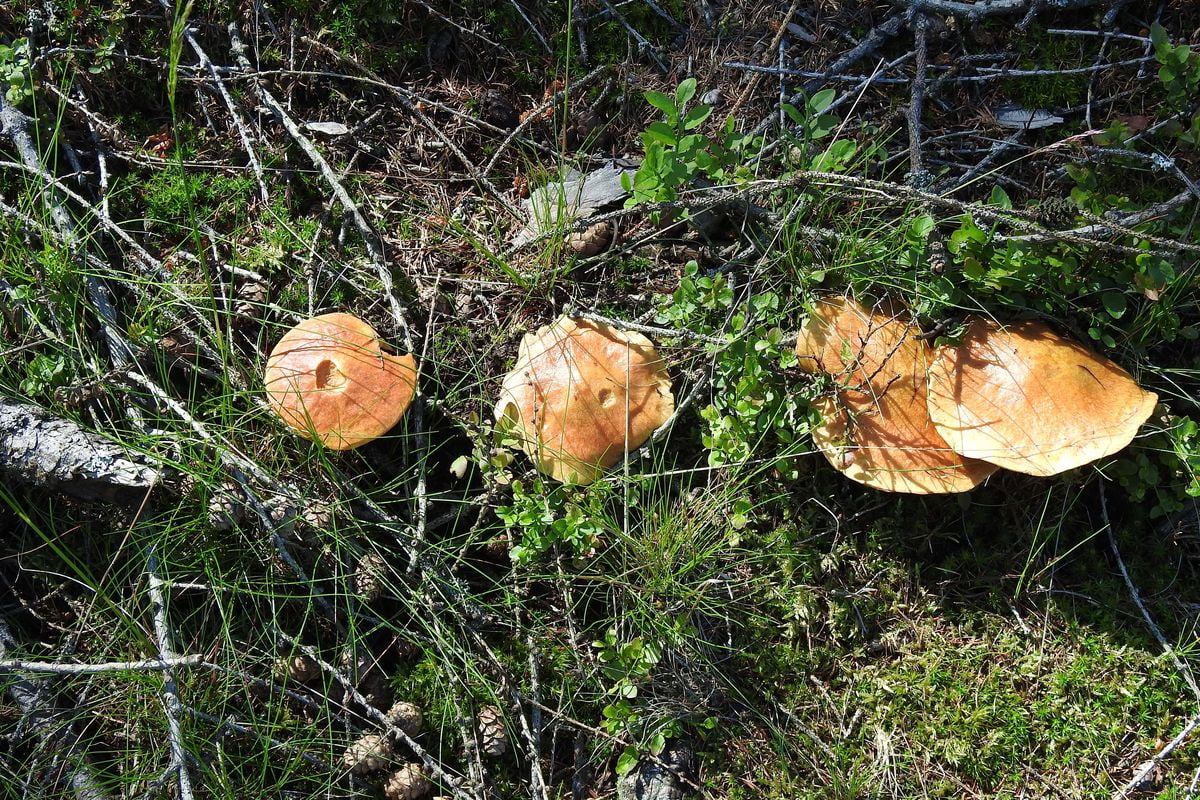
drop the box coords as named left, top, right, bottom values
left=798, top=297, right=998, bottom=494
left=264, top=313, right=417, bottom=450
left=925, top=318, right=1158, bottom=476
left=494, top=316, right=674, bottom=485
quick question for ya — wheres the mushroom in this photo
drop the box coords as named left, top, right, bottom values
left=494, top=315, right=674, bottom=485
left=265, top=313, right=417, bottom=450
left=925, top=318, right=1158, bottom=476
left=797, top=296, right=998, bottom=494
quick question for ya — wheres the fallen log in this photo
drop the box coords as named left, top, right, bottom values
left=0, top=398, right=163, bottom=501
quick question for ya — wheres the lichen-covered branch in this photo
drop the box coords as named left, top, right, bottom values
left=0, top=398, right=162, bottom=501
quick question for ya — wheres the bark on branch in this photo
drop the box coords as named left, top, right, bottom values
left=0, top=398, right=163, bottom=501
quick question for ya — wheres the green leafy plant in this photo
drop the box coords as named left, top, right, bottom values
left=1151, top=23, right=1200, bottom=107
left=1108, top=417, right=1200, bottom=517
left=0, top=39, right=33, bottom=105
left=623, top=78, right=758, bottom=216
left=780, top=89, right=859, bottom=172
left=21, top=353, right=66, bottom=397
left=496, top=479, right=605, bottom=565
left=658, top=262, right=811, bottom=471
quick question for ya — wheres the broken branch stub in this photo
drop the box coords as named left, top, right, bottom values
left=0, top=398, right=163, bottom=501
left=925, top=318, right=1158, bottom=476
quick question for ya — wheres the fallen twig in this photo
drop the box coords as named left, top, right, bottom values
left=145, top=545, right=196, bottom=800
left=0, top=654, right=203, bottom=674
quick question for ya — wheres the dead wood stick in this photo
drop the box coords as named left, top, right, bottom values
left=226, top=22, right=413, bottom=347
left=0, top=655, right=202, bottom=675
left=146, top=546, right=196, bottom=800
left=893, top=0, right=1105, bottom=17
left=906, top=12, right=930, bottom=182
left=0, top=398, right=162, bottom=502
left=0, top=615, right=112, bottom=800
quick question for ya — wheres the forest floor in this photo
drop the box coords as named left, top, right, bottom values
left=2, top=0, right=1200, bottom=798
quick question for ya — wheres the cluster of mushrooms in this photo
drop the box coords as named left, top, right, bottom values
left=263, top=296, right=1158, bottom=494
left=264, top=312, right=674, bottom=485
left=797, top=296, right=1158, bottom=493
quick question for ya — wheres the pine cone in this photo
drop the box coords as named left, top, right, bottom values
left=382, top=763, right=431, bottom=800
left=566, top=221, right=613, bottom=256
left=300, top=501, right=334, bottom=532
left=477, top=705, right=507, bottom=757
left=264, top=495, right=296, bottom=536
left=354, top=552, right=387, bottom=601
left=234, top=277, right=270, bottom=319
left=175, top=473, right=199, bottom=499
left=207, top=480, right=244, bottom=531
left=386, top=701, right=424, bottom=736
left=274, top=653, right=319, bottom=682
left=342, top=733, right=393, bottom=774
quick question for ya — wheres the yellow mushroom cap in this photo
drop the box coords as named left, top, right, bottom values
left=494, top=316, right=674, bottom=485
left=795, top=295, right=924, bottom=393
left=264, top=313, right=417, bottom=450
left=926, top=318, right=1158, bottom=476
left=798, top=296, right=998, bottom=494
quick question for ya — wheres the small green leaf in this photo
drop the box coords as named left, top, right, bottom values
left=807, top=88, right=835, bottom=114
left=644, top=90, right=677, bottom=120
left=616, top=747, right=640, bottom=776
left=675, top=77, right=697, bottom=108
left=1150, top=23, right=1169, bottom=52
left=989, top=185, right=1012, bottom=210
left=682, top=104, right=713, bottom=130
left=1102, top=291, right=1127, bottom=319
left=643, top=121, right=677, bottom=146
left=809, top=114, right=839, bottom=139
left=910, top=214, right=936, bottom=239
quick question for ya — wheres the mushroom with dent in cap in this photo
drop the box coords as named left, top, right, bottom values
left=265, top=312, right=417, bottom=450
left=494, top=315, right=674, bottom=485
left=925, top=318, right=1158, bottom=476
left=797, top=296, right=998, bottom=494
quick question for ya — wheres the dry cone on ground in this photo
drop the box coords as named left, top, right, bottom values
left=386, top=701, right=424, bottom=736
left=265, top=312, right=417, bottom=450
left=797, top=296, right=997, bottom=494
left=342, top=733, right=393, bottom=774
left=476, top=705, right=507, bottom=757
left=494, top=316, right=674, bottom=485
left=926, top=318, right=1158, bottom=476
left=274, top=653, right=319, bottom=682
left=382, top=764, right=431, bottom=800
